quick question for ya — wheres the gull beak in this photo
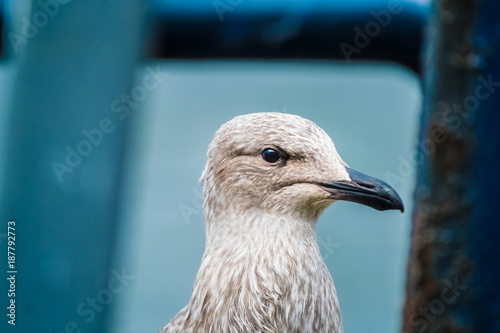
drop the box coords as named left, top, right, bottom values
left=314, top=167, right=404, bottom=212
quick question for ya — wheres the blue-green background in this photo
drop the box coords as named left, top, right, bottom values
left=109, top=61, right=420, bottom=333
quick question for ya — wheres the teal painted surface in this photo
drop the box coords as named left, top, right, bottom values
left=109, top=61, right=420, bottom=333
left=0, top=1, right=145, bottom=333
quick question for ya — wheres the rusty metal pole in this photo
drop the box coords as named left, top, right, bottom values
left=402, top=0, right=500, bottom=332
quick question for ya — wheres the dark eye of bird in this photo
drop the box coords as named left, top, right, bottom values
left=262, top=148, right=280, bottom=163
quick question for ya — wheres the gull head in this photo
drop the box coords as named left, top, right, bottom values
left=162, top=112, right=404, bottom=333
left=201, top=112, right=404, bottom=222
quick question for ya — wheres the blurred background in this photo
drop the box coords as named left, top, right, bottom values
left=0, top=1, right=429, bottom=333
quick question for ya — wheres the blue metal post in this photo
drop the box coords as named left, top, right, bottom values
left=0, top=1, right=145, bottom=332
left=403, top=0, right=500, bottom=332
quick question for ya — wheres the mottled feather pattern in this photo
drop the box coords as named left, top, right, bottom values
left=161, top=113, right=349, bottom=333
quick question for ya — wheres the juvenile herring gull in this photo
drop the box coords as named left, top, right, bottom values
left=161, top=113, right=403, bottom=333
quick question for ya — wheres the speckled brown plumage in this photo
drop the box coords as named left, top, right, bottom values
left=161, top=113, right=355, bottom=333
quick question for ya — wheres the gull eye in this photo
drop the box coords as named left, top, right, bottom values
left=262, top=148, right=280, bottom=163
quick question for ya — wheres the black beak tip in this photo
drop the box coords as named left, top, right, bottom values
left=398, top=200, right=405, bottom=213
left=375, top=182, right=405, bottom=213
left=384, top=186, right=404, bottom=213
left=393, top=198, right=405, bottom=213
left=370, top=195, right=404, bottom=212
